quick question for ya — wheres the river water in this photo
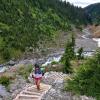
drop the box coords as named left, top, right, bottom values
left=0, top=52, right=63, bottom=73
left=82, top=28, right=100, bottom=47
left=93, top=38, right=100, bottom=47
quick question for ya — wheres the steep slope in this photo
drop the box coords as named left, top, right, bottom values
left=0, top=0, right=90, bottom=62
left=89, top=25, right=100, bottom=38
left=84, top=3, right=100, bottom=24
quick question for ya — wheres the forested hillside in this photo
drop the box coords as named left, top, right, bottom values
left=85, top=3, right=100, bottom=24
left=0, top=0, right=90, bottom=63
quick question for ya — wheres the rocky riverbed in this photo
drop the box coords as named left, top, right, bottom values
left=0, top=49, right=64, bottom=73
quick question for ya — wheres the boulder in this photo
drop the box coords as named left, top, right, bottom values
left=8, top=60, right=16, bottom=66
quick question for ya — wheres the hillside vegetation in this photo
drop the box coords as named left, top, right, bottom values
left=66, top=50, right=100, bottom=100
left=85, top=3, right=100, bottom=25
left=0, top=0, right=90, bottom=63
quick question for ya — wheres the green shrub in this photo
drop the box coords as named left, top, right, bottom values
left=2, top=48, right=11, bottom=60
left=10, top=48, right=22, bottom=59
left=17, top=64, right=33, bottom=79
left=51, top=61, right=58, bottom=65
left=0, top=76, right=10, bottom=87
left=65, top=51, right=100, bottom=100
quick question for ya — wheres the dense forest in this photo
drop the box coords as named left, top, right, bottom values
left=84, top=3, right=100, bottom=25
left=0, top=0, right=92, bottom=63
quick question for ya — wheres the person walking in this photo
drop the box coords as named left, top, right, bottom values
left=32, top=64, right=43, bottom=90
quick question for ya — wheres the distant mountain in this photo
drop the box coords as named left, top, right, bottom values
left=84, top=3, right=100, bottom=24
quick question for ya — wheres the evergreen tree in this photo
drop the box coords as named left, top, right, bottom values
left=77, top=47, right=84, bottom=60
left=71, top=33, right=75, bottom=59
left=61, top=34, right=75, bottom=73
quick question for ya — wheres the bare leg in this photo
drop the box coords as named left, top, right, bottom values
left=37, top=79, right=41, bottom=90
left=34, top=79, right=38, bottom=88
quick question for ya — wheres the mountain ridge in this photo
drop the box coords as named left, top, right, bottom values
left=84, top=3, right=100, bottom=24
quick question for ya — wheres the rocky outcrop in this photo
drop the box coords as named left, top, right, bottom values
left=0, top=85, right=12, bottom=100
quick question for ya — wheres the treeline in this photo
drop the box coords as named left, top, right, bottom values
left=33, top=0, right=91, bottom=25
left=0, top=0, right=90, bottom=63
left=84, top=3, right=100, bottom=25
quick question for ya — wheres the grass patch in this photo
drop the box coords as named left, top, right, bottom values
left=17, top=64, right=33, bottom=79
left=51, top=61, right=59, bottom=65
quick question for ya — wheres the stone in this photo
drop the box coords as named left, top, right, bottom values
left=0, top=98, right=3, bottom=100
left=0, top=85, right=8, bottom=97
left=0, top=85, right=12, bottom=100
left=8, top=60, right=16, bottom=66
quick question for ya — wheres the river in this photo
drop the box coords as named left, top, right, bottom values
left=93, top=38, right=100, bottom=47
left=1, top=28, right=100, bottom=73
left=82, top=28, right=100, bottom=47
left=0, top=51, right=63, bottom=73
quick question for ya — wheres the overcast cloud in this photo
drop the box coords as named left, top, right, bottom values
left=63, top=0, right=100, bottom=8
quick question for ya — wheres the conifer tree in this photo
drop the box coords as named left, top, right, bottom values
left=61, top=34, right=75, bottom=73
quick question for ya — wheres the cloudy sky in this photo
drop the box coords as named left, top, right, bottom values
left=63, top=0, right=100, bottom=8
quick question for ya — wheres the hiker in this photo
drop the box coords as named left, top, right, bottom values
left=32, top=64, right=43, bottom=90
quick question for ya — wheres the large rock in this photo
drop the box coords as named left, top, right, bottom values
left=0, top=85, right=12, bottom=100
left=8, top=60, right=16, bottom=66
left=0, top=85, right=8, bottom=97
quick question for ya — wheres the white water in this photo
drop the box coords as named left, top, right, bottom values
left=93, top=38, right=100, bottom=47
left=0, top=67, right=7, bottom=73
left=42, top=55, right=62, bottom=66
left=0, top=54, right=63, bottom=72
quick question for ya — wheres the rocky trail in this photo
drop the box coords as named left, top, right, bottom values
left=13, top=72, right=94, bottom=100
left=0, top=71, right=95, bottom=100
left=13, top=72, right=67, bottom=100
left=14, top=83, right=51, bottom=100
